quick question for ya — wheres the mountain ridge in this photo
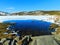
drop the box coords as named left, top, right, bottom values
left=0, top=11, right=9, bottom=16
left=11, top=10, right=60, bottom=15
left=1, top=10, right=60, bottom=15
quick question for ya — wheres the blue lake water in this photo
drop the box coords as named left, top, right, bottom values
left=3, top=20, right=53, bottom=32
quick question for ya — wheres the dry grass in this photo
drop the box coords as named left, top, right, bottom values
left=0, top=23, right=10, bottom=39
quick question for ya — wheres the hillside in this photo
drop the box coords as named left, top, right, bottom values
left=0, top=10, right=60, bottom=16
left=0, top=11, right=9, bottom=16
left=11, top=10, right=60, bottom=15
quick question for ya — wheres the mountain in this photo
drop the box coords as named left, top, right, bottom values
left=0, top=10, right=60, bottom=16
left=0, top=11, right=10, bottom=16
left=11, top=10, right=60, bottom=15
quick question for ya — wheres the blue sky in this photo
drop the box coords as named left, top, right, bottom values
left=0, top=0, right=60, bottom=13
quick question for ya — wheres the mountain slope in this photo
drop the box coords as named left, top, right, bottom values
left=11, top=10, right=60, bottom=15
left=0, top=11, right=9, bottom=16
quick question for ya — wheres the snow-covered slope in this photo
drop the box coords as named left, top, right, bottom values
left=0, top=15, right=58, bottom=23
left=0, top=11, right=9, bottom=16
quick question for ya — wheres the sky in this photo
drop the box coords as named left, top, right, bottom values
left=0, top=0, right=60, bottom=13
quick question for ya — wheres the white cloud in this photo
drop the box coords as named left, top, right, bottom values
left=6, top=7, right=14, bottom=10
left=5, top=7, right=15, bottom=13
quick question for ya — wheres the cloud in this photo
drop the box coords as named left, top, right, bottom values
left=5, top=7, right=15, bottom=13
left=6, top=7, right=14, bottom=10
